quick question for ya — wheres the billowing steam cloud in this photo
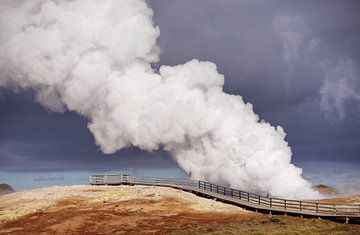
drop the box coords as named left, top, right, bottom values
left=0, top=0, right=319, bottom=199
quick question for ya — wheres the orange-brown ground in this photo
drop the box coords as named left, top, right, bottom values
left=0, top=197, right=263, bottom=234
left=0, top=185, right=359, bottom=235
left=0, top=185, right=258, bottom=234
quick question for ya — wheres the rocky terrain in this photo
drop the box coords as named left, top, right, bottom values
left=313, top=184, right=338, bottom=195
left=0, top=185, right=359, bottom=234
left=313, top=184, right=360, bottom=204
left=0, top=184, right=15, bottom=196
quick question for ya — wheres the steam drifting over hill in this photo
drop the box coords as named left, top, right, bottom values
left=0, top=0, right=319, bottom=199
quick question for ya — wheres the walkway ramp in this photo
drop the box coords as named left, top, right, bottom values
left=90, top=174, right=360, bottom=223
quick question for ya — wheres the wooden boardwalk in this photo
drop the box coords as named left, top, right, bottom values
left=90, top=174, right=360, bottom=223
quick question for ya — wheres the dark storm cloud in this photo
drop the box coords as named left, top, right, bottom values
left=0, top=0, right=359, bottom=173
left=0, top=91, right=177, bottom=172
left=148, top=0, right=360, bottom=164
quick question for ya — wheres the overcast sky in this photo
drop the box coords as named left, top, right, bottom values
left=0, top=0, right=359, bottom=189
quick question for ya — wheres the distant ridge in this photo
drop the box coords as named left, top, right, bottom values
left=0, top=183, right=15, bottom=196
left=313, top=184, right=337, bottom=195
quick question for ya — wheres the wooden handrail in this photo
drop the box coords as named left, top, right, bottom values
left=90, top=174, right=360, bottom=217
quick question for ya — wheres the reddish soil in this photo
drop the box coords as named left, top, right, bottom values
left=0, top=196, right=261, bottom=235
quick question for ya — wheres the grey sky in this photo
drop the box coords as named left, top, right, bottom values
left=149, top=0, right=360, bottom=164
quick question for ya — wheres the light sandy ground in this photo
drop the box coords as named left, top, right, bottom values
left=316, top=195, right=360, bottom=204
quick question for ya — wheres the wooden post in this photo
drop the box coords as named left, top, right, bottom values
left=258, top=195, right=260, bottom=205
left=247, top=192, right=250, bottom=202
left=333, top=204, right=336, bottom=215
left=216, top=185, right=219, bottom=193
left=239, top=191, right=242, bottom=200
left=316, top=203, right=319, bottom=213
left=300, top=201, right=302, bottom=212
left=270, top=198, right=272, bottom=208
left=198, top=181, right=201, bottom=189
left=284, top=200, right=287, bottom=210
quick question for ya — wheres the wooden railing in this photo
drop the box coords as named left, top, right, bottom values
left=90, top=174, right=197, bottom=187
left=198, top=181, right=360, bottom=216
left=90, top=174, right=360, bottom=217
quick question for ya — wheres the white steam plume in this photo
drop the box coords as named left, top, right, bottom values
left=320, top=59, right=360, bottom=124
left=273, top=15, right=360, bottom=124
left=0, top=0, right=319, bottom=199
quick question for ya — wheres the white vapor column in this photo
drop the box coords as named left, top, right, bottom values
left=0, top=0, right=319, bottom=199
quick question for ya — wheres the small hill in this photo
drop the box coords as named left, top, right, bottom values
left=0, top=185, right=255, bottom=234
left=0, top=185, right=359, bottom=234
left=0, top=184, right=15, bottom=196
left=311, top=184, right=360, bottom=204
left=313, top=184, right=337, bottom=195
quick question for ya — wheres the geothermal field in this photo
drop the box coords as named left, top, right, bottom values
left=1, top=0, right=359, bottom=234
left=0, top=185, right=359, bottom=234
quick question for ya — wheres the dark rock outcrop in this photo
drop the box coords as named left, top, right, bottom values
left=0, top=183, right=15, bottom=196
left=313, top=184, right=337, bottom=195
